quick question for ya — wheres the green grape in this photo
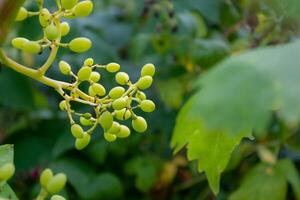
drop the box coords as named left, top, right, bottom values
left=109, top=86, right=125, bottom=99
left=132, top=116, right=147, bottom=133
left=114, top=108, right=131, bottom=120
left=108, top=121, right=120, bottom=134
left=73, top=1, right=94, bottom=17
left=140, top=100, right=155, bottom=112
left=51, top=195, right=66, bottom=200
left=141, top=63, right=155, bottom=77
left=75, top=132, right=91, bottom=150
left=135, top=91, right=146, bottom=100
left=22, top=41, right=42, bottom=54
left=61, top=0, right=78, bottom=10
left=116, top=125, right=130, bottom=138
left=60, top=22, right=70, bottom=36
left=80, top=116, right=93, bottom=126
left=59, top=61, right=71, bottom=75
left=104, top=132, right=117, bottom=142
left=77, top=66, right=92, bottom=81
left=0, top=163, right=15, bottom=181
left=91, top=83, right=106, bottom=96
left=98, top=111, right=113, bottom=131
left=71, top=124, right=84, bottom=138
left=115, top=72, right=129, bottom=85
left=82, top=113, right=92, bottom=119
left=136, top=75, right=153, bottom=90
left=40, top=168, right=53, bottom=187
left=89, top=71, right=100, bottom=82
left=46, top=173, right=67, bottom=194
left=45, top=24, right=59, bottom=40
left=15, top=7, right=28, bottom=21
left=112, top=97, right=127, bottom=110
left=84, top=57, right=94, bottom=66
left=11, top=37, right=29, bottom=49
left=88, top=86, right=96, bottom=97
left=106, top=62, right=120, bottom=73
left=69, top=37, right=92, bottom=53
left=39, top=8, right=51, bottom=27
left=59, top=100, right=67, bottom=110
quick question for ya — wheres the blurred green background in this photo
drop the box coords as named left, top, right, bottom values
left=1, top=0, right=300, bottom=199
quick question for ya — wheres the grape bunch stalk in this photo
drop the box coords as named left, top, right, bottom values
left=0, top=0, right=156, bottom=150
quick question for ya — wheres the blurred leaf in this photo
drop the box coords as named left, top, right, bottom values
left=84, top=141, right=108, bottom=164
left=263, top=0, right=300, bottom=21
left=0, top=145, right=13, bottom=165
left=0, top=183, right=18, bottom=200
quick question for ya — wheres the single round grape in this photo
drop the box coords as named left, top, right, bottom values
left=135, top=91, right=146, bottom=100
left=61, top=0, right=78, bottom=10
left=116, top=125, right=130, bottom=138
left=80, top=116, right=93, bottom=126
left=71, top=124, right=84, bottom=138
left=109, top=87, right=125, bottom=99
left=22, top=41, right=41, bottom=54
left=132, top=116, right=147, bottom=133
left=112, top=98, right=127, bottom=110
left=51, top=195, right=66, bottom=200
left=40, top=168, right=53, bottom=187
left=108, top=122, right=120, bottom=134
left=140, top=100, right=155, bottom=112
left=46, top=173, right=67, bottom=194
left=0, top=163, right=15, bottom=181
left=114, top=108, right=131, bottom=121
left=73, top=1, right=94, bottom=17
left=106, top=62, right=120, bottom=73
left=91, top=83, right=106, bottom=96
left=75, top=132, right=91, bottom=150
left=45, top=24, right=59, bottom=40
left=84, top=57, right=94, bottom=66
left=15, top=7, right=28, bottom=21
left=98, top=111, right=113, bottom=131
left=88, top=86, right=96, bottom=97
left=59, top=61, right=71, bottom=75
left=39, top=8, right=51, bottom=27
left=104, top=132, right=117, bottom=142
left=141, top=63, right=155, bottom=77
left=77, top=66, right=92, bottom=81
left=59, top=100, right=67, bottom=110
left=69, top=37, right=92, bottom=53
left=89, top=71, right=100, bottom=82
left=115, top=72, right=129, bottom=85
left=136, top=76, right=153, bottom=90
left=83, top=113, right=92, bottom=119
left=60, top=22, right=70, bottom=36
left=11, top=37, right=29, bottom=49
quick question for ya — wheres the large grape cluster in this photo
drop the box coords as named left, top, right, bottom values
left=11, top=0, right=156, bottom=150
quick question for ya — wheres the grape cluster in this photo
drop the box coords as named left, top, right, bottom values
left=0, top=163, right=15, bottom=182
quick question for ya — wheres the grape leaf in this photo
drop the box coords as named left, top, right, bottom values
left=171, top=40, right=300, bottom=194
left=0, top=184, right=18, bottom=200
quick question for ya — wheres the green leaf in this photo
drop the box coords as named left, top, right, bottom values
left=0, top=183, right=18, bottom=200
left=0, top=145, right=14, bottom=166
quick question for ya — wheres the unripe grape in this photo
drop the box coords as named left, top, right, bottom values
left=59, top=61, right=71, bottom=75
left=46, top=173, right=67, bottom=194
left=104, top=132, right=117, bottom=142
left=89, top=71, right=100, bottom=82
left=91, top=83, right=106, bottom=96
left=75, top=132, right=91, bottom=150
left=39, top=8, right=51, bottom=27
left=136, top=76, right=153, bottom=90
left=106, top=62, right=120, bottom=73
left=88, top=86, right=96, bottom=97
left=15, top=7, right=28, bottom=21
left=51, top=195, right=66, bottom=200
left=11, top=37, right=29, bottom=49
left=115, top=72, right=129, bottom=85
left=61, top=0, right=78, bottom=10
left=132, top=116, right=147, bottom=133
left=140, top=100, right=155, bottom=112
left=71, top=124, right=84, bottom=138
left=116, top=125, right=130, bottom=138
left=80, top=116, right=93, bottom=126
left=69, top=37, right=92, bottom=53
left=22, top=41, right=42, bottom=54
left=40, top=168, right=53, bottom=187
left=82, top=113, right=92, bottom=119
left=141, top=63, right=155, bottom=77
left=108, top=122, right=120, bottom=134
left=60, top=22, right=70, bottom=36
left=84, top=57, right=94, bottom=66
left=114, top=108, right=131, bottom=120
left=135, top=91, right=146, bottom=100
left=73, top=1, right=94, bottom=17
left=109, top=87, right=125, bottom=99
left=77, top=66, right=92, bottom=81
left=45, top=24, right=59, bottom=40
left=0, top=163, right=15, bottom=181
left=59, top=100, right=67, bottom=110
left=112, top=98, right=127, bottom=110
left=98, top=111, right=113, bottom=131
